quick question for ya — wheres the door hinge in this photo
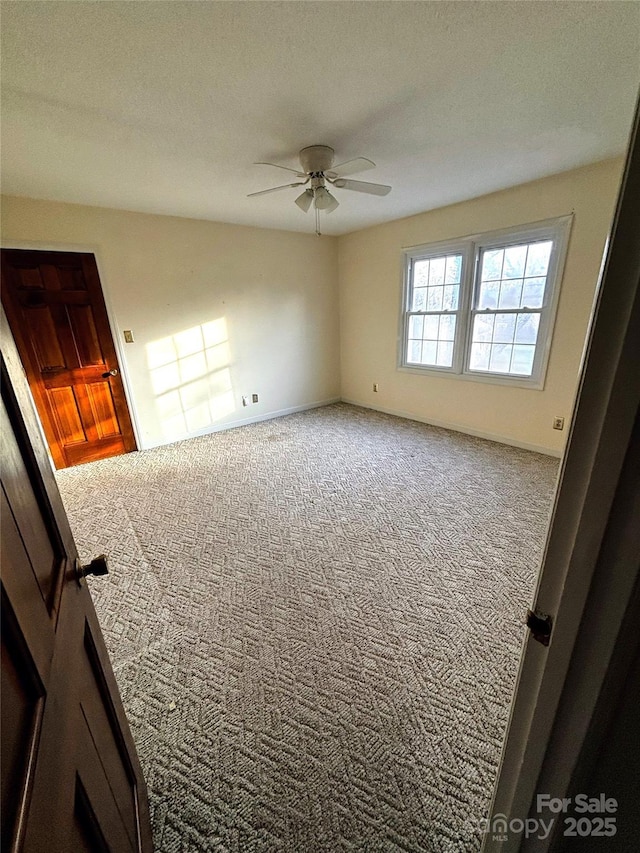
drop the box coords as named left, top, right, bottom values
left=526, top=608, right=553, bottom=646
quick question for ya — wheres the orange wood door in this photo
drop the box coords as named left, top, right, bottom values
left=1, top=308, right=153, bottom=852
left=1, top=249, right=136, bottom=469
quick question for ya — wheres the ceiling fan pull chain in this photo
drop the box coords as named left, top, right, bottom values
left=315, top=205, right=321, bottom=236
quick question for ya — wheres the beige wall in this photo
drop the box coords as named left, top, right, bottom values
left=337, top=159, right=624, bottom=455
left=1, top=159, right=622, bottom=456
left=1, top=197, right=340, bottom=448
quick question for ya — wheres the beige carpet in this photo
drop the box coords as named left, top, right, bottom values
left=56, top=403, right=558, bottom=852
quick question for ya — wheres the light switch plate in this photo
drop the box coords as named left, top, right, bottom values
left=123, top=330, right=134, bottom=343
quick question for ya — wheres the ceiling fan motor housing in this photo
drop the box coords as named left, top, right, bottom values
left=299, top=145, right=335, bottom=174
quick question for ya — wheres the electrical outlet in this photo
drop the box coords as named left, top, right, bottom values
left=252, top=393, right=259, bottom=403
left=553, top=416, right=565, bottom=431
left=373, top=383, right=379, bottom=392
left=123, top=330, right=134, bottom=343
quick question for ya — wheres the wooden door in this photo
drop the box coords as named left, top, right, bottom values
left=1, top=308, right=153, bottom=852
left=1, top=249, right=136, bottom=469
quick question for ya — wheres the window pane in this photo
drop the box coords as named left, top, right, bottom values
left=406, top=311, right=457, bottom=369
left=407, top=340, right=422, bottom=363
left=429, top=256, right=446, bottom=286
left=525, top=241, right=552, bottom=277
left=436, top=341, right=454, bottom=366
left=503, top=245, right=528, bottom=278
left=472, top=314, right=494, bottom=342
left=412, top=287, right=427, bottom=311
left=414, top=260, right=429, bottom=287
left=522, top=277, right=546, bottom=308
left=424, top=315, right=439, bottom=339
left=443, top=284, right=459, bottom=310
left=427, top=286, right=443, bottom=311
left=469, top=342, right=490, bottom=371
left=494, top=314, right=517, bottom=343
left=511, top=345, right=536, bottom=375
left=439, top=314, right=456, bottom=341
left=489, top=344, right=513, bottom=372
left=481, top=249, right=504, bottom=281
left=421, top=340, right=437, bottom=365
left=479, top=239, right=553, bottom=314
left=515, top=313, right=540, bottom=345
left=409, top=315, right=424, bottom=338
left=445, top=255, right=462, bottom=284
left=478, top=281, right=500, bottom=309
left=498, top=279, right=523, bottom=309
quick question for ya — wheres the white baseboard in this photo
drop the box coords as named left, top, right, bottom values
left=141, top=397, right=341, bottom=449
left=340, top=398, right=563, bottom=458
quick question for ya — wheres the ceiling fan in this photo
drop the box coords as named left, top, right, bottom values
left=248, top=145, right=391, bottom=235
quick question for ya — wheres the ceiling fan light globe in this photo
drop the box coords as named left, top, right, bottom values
left=295, top=190, right=314, bottom=212
left=313, top=187, right=334, bottom=210
left=325, top=193, right=339, bottom=213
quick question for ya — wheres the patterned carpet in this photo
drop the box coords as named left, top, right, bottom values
left=56, top=403, right=558, bottom=853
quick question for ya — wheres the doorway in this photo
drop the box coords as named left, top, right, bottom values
left=1, top=249, right=136, bottom=469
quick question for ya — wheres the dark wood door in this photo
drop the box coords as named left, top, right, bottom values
left=1, top=308, right=153, bottom=852
left=1, top=249, right=136, bottom=469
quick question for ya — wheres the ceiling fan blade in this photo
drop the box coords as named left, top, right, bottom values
left=326, top=157, right=376, bottom=178
left=332, top=178, right=391, bottom=196
left=254, top=162, right=307, bottom=177
left=247, top=182, right=307, bottom=198
left=295, top=189, right=314, bottom=212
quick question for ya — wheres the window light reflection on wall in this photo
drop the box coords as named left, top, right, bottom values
left=146, top=319, right=235, bottom=440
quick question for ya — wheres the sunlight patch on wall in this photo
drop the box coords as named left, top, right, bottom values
left=146, top=319, right=235, bottom=440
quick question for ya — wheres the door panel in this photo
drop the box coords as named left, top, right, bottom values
left=0, top=591, right=45, bottom=853
left=1, top=307, right=152, bottom=852
left=1, top=401, right=61, bottom=612
left=49, top=386, right=87, bottom=445
left=72, top=777, right=111, bottom=853
left=80, top=622, right=140, bottom=846
left=1, top=249, right=136, bottom=469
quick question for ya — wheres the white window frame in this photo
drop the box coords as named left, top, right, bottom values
left=398, top=215, right=573, bottom=390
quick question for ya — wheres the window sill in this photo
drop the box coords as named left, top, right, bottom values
left=397, top=364, right=545, bottom=391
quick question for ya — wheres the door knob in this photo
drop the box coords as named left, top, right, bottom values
left=75, top=555, right=109, bottom=582
left=102, top=368, right=118, bottom=378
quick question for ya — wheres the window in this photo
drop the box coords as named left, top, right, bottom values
left=400, top=216, right=571, bottom=388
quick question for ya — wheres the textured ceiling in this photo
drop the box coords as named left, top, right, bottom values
left=2, top=2, right=639, bottom=235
